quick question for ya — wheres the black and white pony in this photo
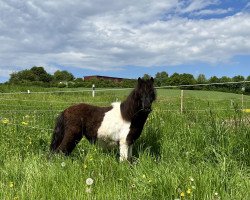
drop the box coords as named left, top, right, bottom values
left=50, top=77, right=156, bottom=161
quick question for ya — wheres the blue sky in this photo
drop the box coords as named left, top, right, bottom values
left=0, top=0, right=250, bottom=82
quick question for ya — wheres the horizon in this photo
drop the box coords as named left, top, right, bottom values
left=0, top=0, right=250, bottom=83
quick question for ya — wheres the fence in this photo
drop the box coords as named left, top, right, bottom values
left=0, top=81, right=250, bottom=133
left=0, top=81, right=250, bottom=113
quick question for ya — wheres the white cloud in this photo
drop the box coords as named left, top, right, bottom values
left=178, top=0, right=220, bottom=13
left=0, top=0, right=249, bottom=80
left=0, top=69, right=13, bottom=78
left=192, top=8, right=233, bottom=16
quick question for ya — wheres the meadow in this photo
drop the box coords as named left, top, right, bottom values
left=0, top=86, right=249, bottom=200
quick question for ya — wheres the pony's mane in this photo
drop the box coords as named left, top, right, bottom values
left=120, top=88, right=139, bottom=121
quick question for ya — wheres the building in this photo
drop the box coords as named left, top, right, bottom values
left=83, top=75, right=126, bottom=82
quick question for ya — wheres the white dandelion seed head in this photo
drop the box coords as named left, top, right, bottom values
left=86, top=178, right=94, bottom=186
left=214, top=192, right=219, bottom=196
left=190, top=177, right=194, bottom=182
left=61, top=162, right=66, bottom=167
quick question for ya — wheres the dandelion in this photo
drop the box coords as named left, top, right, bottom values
left=187, top=188, right=192, bottom=194
left=242, top=109, right=250, bottom=113
left=88, top=155, right=93, bottom=161
left=180, top=192, right=185, bottom=198
left=21, top=121, right=28, bottom=125
left=2, top=118, right=9, bottom=124
left=86, top=178, right=94, bottom=186
left=61, top=162, right=66, bottom=167
left=9, top=182, right=14, bottom=188
left=214, top=192, right=220, bottom=199
left=189, top=176, right=194, bottom=182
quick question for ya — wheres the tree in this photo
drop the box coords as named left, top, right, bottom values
left=209, top=76, right=220, bottom=83
left=30, top=66, right=53, bottom=82
left=9, top=66, right=52, bottom=84
left=169, top=73, right=181, bottom=85
left=179, top=73, right=195, bottom=85
left=232, top=75, right=245, bottom=82
left=155, top=71, right=168, bottom=86
left=220, top=76, right=231, bottom=83
left=9, top=69, right=36, bottom=83
left=142, top=74, right=151, bottom=80
left=53, top=70, right=75, bottom=82
left=197, top=74, right=207, bottom=84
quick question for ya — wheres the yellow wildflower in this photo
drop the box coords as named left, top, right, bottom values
left=187, top=188, right=192, bottom=194
left=21, top=121, right=28, bottom=125
left=180, top=192, right=185, bottom=197
left=242, top=109, right=250, bottom=113
left=9, top=182, right=14, bottom=188
left=2, top=118, right=9, bottom=124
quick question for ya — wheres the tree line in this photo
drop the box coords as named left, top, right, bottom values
left=5, top=66, right=250, bottom=94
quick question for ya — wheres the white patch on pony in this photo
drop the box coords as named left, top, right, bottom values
left=97, top=102, right=131, bottom=147
left=97, top=102, right=132, bottom=160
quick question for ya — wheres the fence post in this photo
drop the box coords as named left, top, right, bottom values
left=241, top=94, right=244, bottom=109
left=92, top=84, right=95, bottom=97
left=180, top=90, right=184, bottom=114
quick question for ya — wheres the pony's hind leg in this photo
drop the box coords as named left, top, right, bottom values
left=56, top=128, right=84, bottom=155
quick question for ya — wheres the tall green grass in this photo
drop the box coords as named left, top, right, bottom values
left=0, top=88, right=249, bottom=199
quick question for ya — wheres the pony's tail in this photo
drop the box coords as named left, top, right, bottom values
left=50, top=112, right=65, bottom=152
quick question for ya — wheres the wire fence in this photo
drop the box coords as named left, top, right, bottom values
left=0, top=81, right=249, bottom=125
left=0, top=81, right=250, bottom=133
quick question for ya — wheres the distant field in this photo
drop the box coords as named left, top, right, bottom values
left=0, top=86, right=249, bottom=199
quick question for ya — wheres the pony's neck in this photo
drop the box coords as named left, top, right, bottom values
left=120, top=89, right=140, bottom=121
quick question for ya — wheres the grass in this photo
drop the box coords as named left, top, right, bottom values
left=0, top=87, right=250, bottom=199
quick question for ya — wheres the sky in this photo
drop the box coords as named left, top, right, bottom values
left=0, top=0, right=250, bottom=82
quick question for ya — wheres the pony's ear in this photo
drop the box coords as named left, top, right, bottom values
left=138, top=77, right=142, bottom=84
left=150, top=77, right=154, bottom=83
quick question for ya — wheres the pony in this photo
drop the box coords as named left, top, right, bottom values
left=50, top=77, right=156, bottom=161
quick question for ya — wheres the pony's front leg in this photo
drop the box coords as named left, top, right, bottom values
left=119, top=142, right=129, bottom=162
left=128, top=144, right=133, bottom=161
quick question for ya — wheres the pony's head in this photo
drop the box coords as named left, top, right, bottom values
left=135, top=77, right=156, bottom=112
